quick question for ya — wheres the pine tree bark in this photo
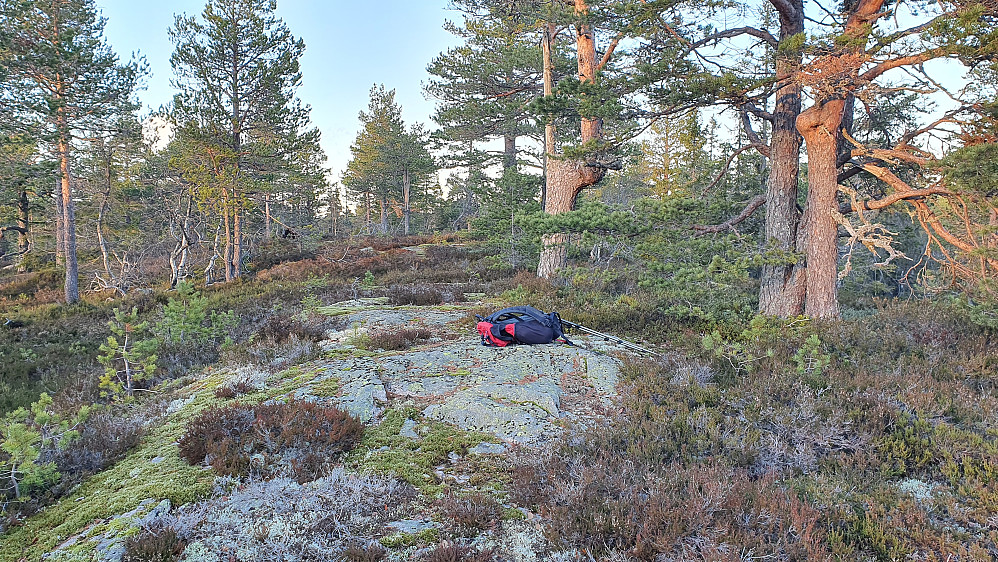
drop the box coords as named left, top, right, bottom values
left=503, top=135, right=516, bottom=170
left=54, top=178, right=65, bottom=267
left=797, top=99, right=845, bottom=319
left=537, top=0, right=606, bottom=278
left=789, top=0, right=883, bottom=318
left=222, top=192, right=233, bottom=283
left=403, top=169, right=411, bottom=236
left=759, top=0, right=805, bottom=316
left=57, top=108, right=79, bottom=304
left=233, top=202, right=242, bottom=279
left=16, top=186, right=30, bottom=272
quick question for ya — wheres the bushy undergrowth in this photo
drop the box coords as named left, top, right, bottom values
left=388, top=284, right=445, bottom=305
left=178, top=399, right=363, bottom=482
left=1, top=398, right=149, bottom=530
left=511, top=301, right=998, bottom=560
left=122, top=524, right=186, bottom=562
left=422, top=542, right=496, bottom=562
left=361, top=326, right=434, bottom=351
left=436, top=491, right=503, bottom=538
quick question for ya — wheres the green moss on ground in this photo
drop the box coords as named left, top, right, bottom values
left=347, top=407, right=493, bottom=495
left=0, top=378, right=224, bottom=562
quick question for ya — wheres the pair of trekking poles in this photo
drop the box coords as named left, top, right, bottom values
left=559, top=318, right=655, bottom=355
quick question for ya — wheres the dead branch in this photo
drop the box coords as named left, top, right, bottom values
left=692, top=194, right=767, bottom=234
left=700, top=144, right=768, bottom=196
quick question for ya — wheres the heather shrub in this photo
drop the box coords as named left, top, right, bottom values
left=437, top=491, right=503, bottom=537
left=122, top=524, right=186, bottom=562
left=339, top=541, right=387, bottom=561
left=512, top=450, right=829, bottom=561
left=178, top=400, right=363, bottom=480
left=364, top=327, right=433, bottom=351
left=422, top=543, right=496, bottom=562
left=213, top=380, right=254, bottom=399
left=254, top=311, right=327, bottom=343
left=388, top=284, right=444, bottom=305
left=177, top=403, right=255, bottom=477
left=52, top=405, right=145, bottom=477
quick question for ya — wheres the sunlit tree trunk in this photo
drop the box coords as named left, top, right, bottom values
left=56, top=106, right=79, bottom=304
left=403, top=169, right=411, bottom=235
left=537, top=0, right=606, bottom=279
left=797, top=99, right=845, bottom=318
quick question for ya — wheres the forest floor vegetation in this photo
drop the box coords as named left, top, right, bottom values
left=0, top=236, right=995, bottom=561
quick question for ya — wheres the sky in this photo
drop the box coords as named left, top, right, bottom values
left=94, top=0, right=460, bottom=182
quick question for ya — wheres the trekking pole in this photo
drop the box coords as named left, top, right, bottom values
left=560, top=319, right=656, bottom=355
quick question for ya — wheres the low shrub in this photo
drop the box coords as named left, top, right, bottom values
left=339, top=541, right=387, bottom=562
left=122, top=524, right=186, bottom=562
left=422, top=543, right=495, bottom=562
left=213, top=380, right=255, bottom=399
left=52, top=406, right=145, bottom=477
left=436, top=491, right=503, bottom=537
left=177, top=399, right=363, bottom=481
left=388, top=284, right=444, bottom=306
left=364, top=327, right=433, bottom=351
left=255, top=312, right=327, bottom=344
left=512, top=451, right=829, bottom=561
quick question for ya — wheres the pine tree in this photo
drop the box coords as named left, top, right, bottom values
left=97, top=307, right=158, bottom=399
left=426, top=0, right=547, bottom=171
left=343, top=86, right=437, bottom=235
left=170, top=0, right=320, bottom=281
left=1, top=0, right=145, bottom=303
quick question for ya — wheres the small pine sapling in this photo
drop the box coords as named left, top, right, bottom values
left=98, top=307, right=159, bottom=399
left=0, top=393, right=88, bottom=500
left=157, top=282, right=236, bottom=348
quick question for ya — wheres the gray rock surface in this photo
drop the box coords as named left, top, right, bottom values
left=301, top=301, right=623, bottom=445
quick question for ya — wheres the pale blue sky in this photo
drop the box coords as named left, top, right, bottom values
left=95, top=0, right=458, bottom=181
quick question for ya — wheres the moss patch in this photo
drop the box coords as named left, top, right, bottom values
left=310, top=376, right=341, bottom=397
left=379, top=528, right=439, bottom=548
left=347, top=408, right=491, bottom=495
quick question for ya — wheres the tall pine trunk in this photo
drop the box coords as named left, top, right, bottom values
left=537, top=0, right=606, bottom=279
left=57, top=108, right=79, bottom=304
left=233, top=201, right=242, bottom=279
left=222, top=189, right=233, bottom=283
left=759, top=0, right=805, bottom=316
left=54, top=178, right=65, bottom=266
left=503, top=135, right=516, bottom=170
left=788, top=0, right=882, bottom=318
left=403, top=169, right=411, bottom=236
left=16, top=186, right=30, bottom=272
left=797, top=99, right=845, bottom=319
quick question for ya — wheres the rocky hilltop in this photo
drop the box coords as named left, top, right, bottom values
left=16, top=297, right=628, bottom=562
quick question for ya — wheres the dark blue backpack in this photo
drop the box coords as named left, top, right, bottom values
left=475, top=306, right=571, bottom=347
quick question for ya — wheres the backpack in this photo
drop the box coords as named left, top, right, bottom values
left=475, top=306, right=571, bottom=347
